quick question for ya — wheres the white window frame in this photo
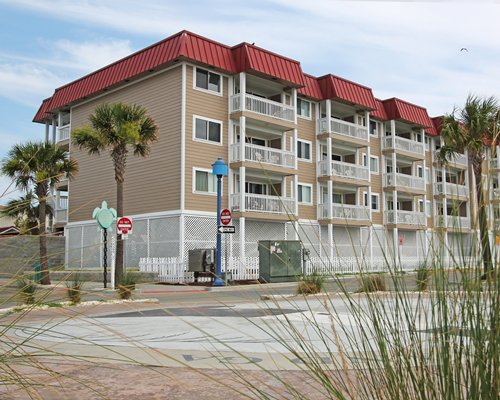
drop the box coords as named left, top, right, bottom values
left=297, top=183, right=313, bottom=205
left=417, top=165, right=423, bottom=178
left=364, top=191, right=380, bottom=211
left=370, top=155, right=379, bottom=174
left=297, top=139, right=312, bottom=162
left=425, top=136, right=430, bottom=151
left=193, top=167, right=218, bottom=195
left=425, top=167, right=430, bottom=183
left=192, top=115, right=223, bottom=146
left=425, top=200, right=431, bottom=217
left=297, top=98, right=312, bottom=120
left=370, top=120, right=379, bottom=137
left=193, top=67, right=223, bottom=96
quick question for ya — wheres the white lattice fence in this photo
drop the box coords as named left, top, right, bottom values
left=304, top=256, right=424, bottom=275
left=245, top=220, right=286, bottom=257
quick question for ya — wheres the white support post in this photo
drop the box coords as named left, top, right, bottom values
left=239, top=217, right=246, bottom=260
left=45, top=122, right=49, bottom=143
left=325, top=100, right=331, bottom=133
left=240, top=166, right=246, bottom=212
left=239, top=73, right=246, bottom=111
left=292, top=87, right=297, bottom=124
left=52, top=117, right=57, bottom=144
left=293, top=174, right=299, bottom=215
left=328, top=224, right=334, bottom=260
left=293, top=128, right=298, bottom=169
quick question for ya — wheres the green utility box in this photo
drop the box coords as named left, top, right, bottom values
left=258, top=240, right=302, bottom=283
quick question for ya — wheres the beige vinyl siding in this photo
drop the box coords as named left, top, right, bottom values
left=369, top=135, right=383, bottom=224
left=184, top=65, right=230, bottom=211
left=69, top=66, right=182, bottom=222
left=297, top=105, right=317, bottom=220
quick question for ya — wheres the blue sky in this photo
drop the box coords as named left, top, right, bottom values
left=0, top=0, right=499, bottom=204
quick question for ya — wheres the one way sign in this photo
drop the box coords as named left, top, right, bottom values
left=217, top=225, right=235, bottom=234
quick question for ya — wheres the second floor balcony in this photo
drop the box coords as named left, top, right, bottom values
left=385, top=210, right=426, bottom=228
left=230, top=143, right=295, bottom=171
left=230, top=193, right=296, bottom=216
left=434, top=182, right=469, bottom=199
left=57, top=125, right=70, bottom=146
left=230, top=94, right=295, bottom=125
left=318, top=160, right=369, bottom=185
left=318, top=203, right=371, bottom=225
left=317, top=117, right=368, bottom=145
left=383, top=173, right=425, bottom=193
left=383, top=136, right=424, bottom=159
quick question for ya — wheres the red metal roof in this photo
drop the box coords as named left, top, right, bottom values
left=425, top=116, right=442, bottom=136
left=34, top=31, right=309, bottom=122
left=382, top=98, right=433, bottom=128
left=371, top=98, right=389, bottom=121
left=317, top=74, right=377, bottom=110
left=298, top=73, right=323, bottom=100
left=232, top=43, right=305, bottom=87
left=32, top=98, right=53, bottom=123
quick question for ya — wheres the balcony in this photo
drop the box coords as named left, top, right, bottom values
left=434, top=151, right=468, bottom=169
left=493, top=158, right=500, bottom=171
left=318, top=160, right=369, bottom=185
left=57, top=125, right=70, bottom=144
left=435, top=215, right=470, bottom=230
left=230, top=143, right=295, bottom=171
left=317, top=117, right=368, bottom=145
left=51, top=196, right=68, bottom=225
left=318, top=203, right=370, bottom=225
left=230, top=94, right=295, bottom=124
left=383, top=173, right=425, bottom=193
left=230, top=193, right=296, bottom=216
left=493, top=188, right=500, bottom=202
left=434, top=182, right=469, bottom=199
left=383, top=136, right=424, bottom=159
left=385, top=210, right=426, bottom=228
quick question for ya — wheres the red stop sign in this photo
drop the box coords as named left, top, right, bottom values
left=220, top=209, right=231, bottom=225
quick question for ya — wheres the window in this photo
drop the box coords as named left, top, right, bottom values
left=415, top=132, right=423, bottom=143
left=245, top=182, right=267, bottom=195
left=194, top=117, right=221, bottom=144
left=298, top=184, right=312, bottom=204
left=364, top=192, right=380, bottom=211
left=297, top=98, right=311, bottom=118
left=297, top=140, right=311, bottom=161
left=363, top=154, right=379, bottom=173
left=425, top=200, right=432, bottom=217
left=195, top=68, right=221, bottom=94
left=370, top=121, right=378, bottom=136
left=425, top=167, right=430, bottom=183
left=332, top=193, right=343, bottom=204
left=194, top=169, right=217, bottom=194
left=417, top=166, right=423, bottom=178
left=425, top=136, right=430, bottom=151
left=419, top=199, right=424, bottom=213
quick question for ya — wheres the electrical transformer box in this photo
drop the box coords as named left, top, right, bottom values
left=258, top=240, right=302, bottom=283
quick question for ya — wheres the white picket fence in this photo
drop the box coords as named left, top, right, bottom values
left=140, top=255, right=476, bottom=283
left=139, top=256, right=260, bottom=283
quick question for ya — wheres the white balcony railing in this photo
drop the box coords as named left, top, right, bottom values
left=54, top=208, right=68, bottom=223
left=493, top=158, right=500, bottom=169
left=317, top=117, right=368, bottom=141
left=435, top=151, right=468, bottom=167
left=434, top=182, right=469, bottom=198
left=57, top=125, right=70, bottom=142
left=383, top=136, right=424, bottom=156
left=230, top=144, right=295, bottom=169
left=230, top=193, right=295, bottom=215
left=318, top=203, right=370, bottom=221
left=230, top=94, right=295, bottom=122
left=383, top=173, right=425, bottom=191
left=385, top=210, right=426, bottom=226
left=318, top=160, right=369, bottom=181
left=435, top=215, right=470, bottom=229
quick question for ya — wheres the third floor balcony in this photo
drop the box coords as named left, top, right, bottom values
left=230, top=143, right=295, bottom=173
left=56, top=125, right=70, bottom=149
left=230, top=94, right=295, bottom=128
left=230, top=193, right=296, bottom=220
left=317, top=117, right=368, bottom=146
left=317, top=160, right=369, bottom=186
left=382, top=136, right=425, bottom=160
left=434, top=151, right=468, bottom=170
left=383, top=173, right=425, bottom=194
left=318, top=203, right=371, bottom=226
left=385, top=210, right=427, bottom=229
left=435, top=215, right=470, bottom=230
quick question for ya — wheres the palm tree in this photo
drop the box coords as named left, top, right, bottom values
left=2, top=142, right=78, bottom=284
left=439, top=94, right=499, bottom=275
left=72, top=102, right=158, bottom=284
left=1, top=192, right=53, bottom=235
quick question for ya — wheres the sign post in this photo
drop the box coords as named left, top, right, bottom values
left=212, top=158, right=228, bottom=287
left=92, top=201, right=117, bottom=288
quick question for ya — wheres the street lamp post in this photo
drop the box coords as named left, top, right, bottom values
left=212, top=157, right=228, bottom=287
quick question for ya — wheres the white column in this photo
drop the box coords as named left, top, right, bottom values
left=293, top=174, right=299, bottom=215
left=325, top=100, right=331, bottom=132
left=293, top=128, right=298, bottom=169
left=239, top=166, right=246, bottom=212
left=52, top=117, right=57, bottom=144
left=327, top=180, right=333, bottom=221
left=328, top=224, right=334, bottom=260
left=390, top=120, right=398, bottom=262
left=239, top=115, right=246, bottom=164
left=422, top=145, right=428, bottom=259
left=239, top=217, right=246, bottom=260
left=367, top=144, right=373, bottom=264
left=292, top=87, right=297, bottom=124
left=440, top=136, right=449, bottom=265
left=45, top=122, right=49, bottom=143
left=239, top=72, right=246, bottom=111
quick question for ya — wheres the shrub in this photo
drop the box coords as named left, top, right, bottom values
left=416, top=264, right=431, bottom=291
left=17, top=277, right=37, bottom=305
left=357, top=273, right=387, bottom=292
left=296, top=270, right=324, bottom=295
left=116, top=273, right=136, bottom=300
left=66, top=273, right=85, bottom=304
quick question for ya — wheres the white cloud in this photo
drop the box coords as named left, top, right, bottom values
left=53, top=39, right=133, bottom=71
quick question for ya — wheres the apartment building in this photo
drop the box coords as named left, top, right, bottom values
left=33, top=30, right=493, bottom=270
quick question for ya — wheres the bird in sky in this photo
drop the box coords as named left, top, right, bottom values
left=460, top=48, right=468, bottom=52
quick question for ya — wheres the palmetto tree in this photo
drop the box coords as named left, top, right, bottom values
left=2, top=142, right=78, bottom=284
left=439, top=94, right=499, bottom=275
left=73, top=102, right=158, bottom=284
